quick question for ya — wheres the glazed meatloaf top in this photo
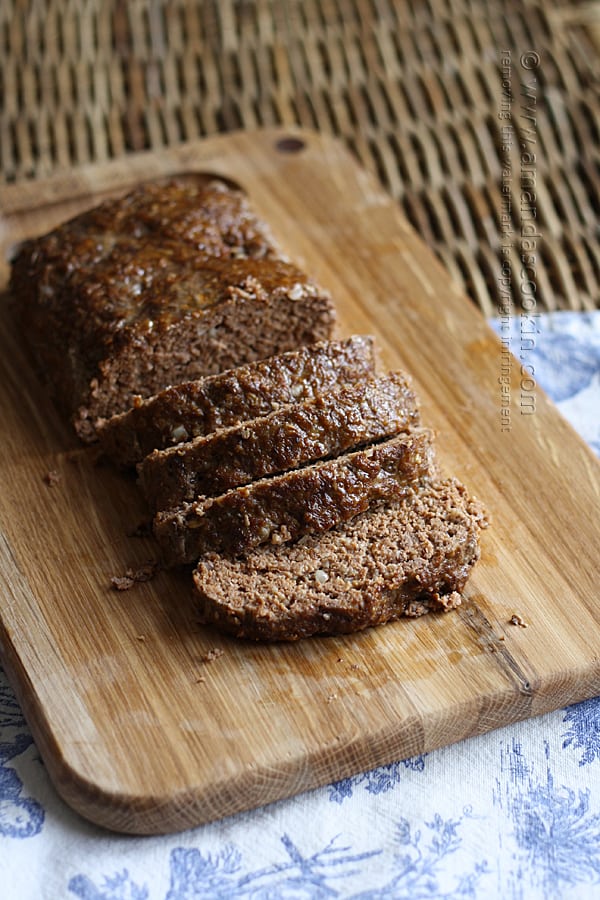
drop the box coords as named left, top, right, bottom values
left=98, top=335, right=377, bottom=466
left=23, top=177, right=279, bottom=261
left=139, top=370, right=421, bottom=512
left=11, top=178, right=336, bottom=440
left=154, top=427, right=435, bottom=565
left=193, top=477, right=487, bottom=640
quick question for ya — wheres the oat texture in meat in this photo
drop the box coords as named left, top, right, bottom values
left=192, top=477, right=488, bottom=640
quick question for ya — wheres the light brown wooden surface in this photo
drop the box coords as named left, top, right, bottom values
left=0, top=129, right=599, bottom=836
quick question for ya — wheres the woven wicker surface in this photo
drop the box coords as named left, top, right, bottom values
left=1, top=0, right=599, bottom=313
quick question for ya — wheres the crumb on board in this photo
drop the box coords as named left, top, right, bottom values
left=110, top=561, right=160, bottom=591
left=42, top=470, right=61, bottom=487
left=509, top=614, right=529, bottom=628
left=201, top=648, right=224, bottom=663
left=110, top=574, right=135, bottom=591
left=136, top=634, right=146, bottom=642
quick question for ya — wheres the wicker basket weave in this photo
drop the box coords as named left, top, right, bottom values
left=1, top=0, right=599, bottom=313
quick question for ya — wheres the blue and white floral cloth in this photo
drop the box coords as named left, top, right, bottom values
left=1, top=311, right=599, bottom=900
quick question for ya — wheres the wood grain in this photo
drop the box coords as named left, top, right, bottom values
left=0, top=129, right=599, bottom=835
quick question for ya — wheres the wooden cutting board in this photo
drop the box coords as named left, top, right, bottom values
left=0, top=129, right=599, bottom=836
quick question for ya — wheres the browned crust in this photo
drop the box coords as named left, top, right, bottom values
left=192, top=478, right=488, bottom=641
left=97, top=335, right=377, bottom=467
left=139, top=371, right=421, bottom=512
left=154, top=428, right=435, bottom=565
left=10, top=178, right=335, bottom=441
left=61, top=177, right=280, bottom=258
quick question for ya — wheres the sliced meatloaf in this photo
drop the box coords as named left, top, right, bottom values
left=98, top=335, right=377, bottom=467
left=139, top=370, right=420, bottom=511
left=11, top=178, right=335, bottom=442
left=192, top=477, right=488, bottom=640
left=154, top=427, right=435, bottom=565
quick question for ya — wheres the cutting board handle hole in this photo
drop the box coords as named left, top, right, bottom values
left=275, top=137, right=306, bottom=154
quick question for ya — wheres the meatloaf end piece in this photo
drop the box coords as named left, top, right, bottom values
left=139, top=370, right=421, bottom=511
left=85, top=178, right=279, bottom=258
left=192, top=477, right=488, bottom=640
left=154, top=427, right=435, bottom=565
left=16, top=177, right=280, bottom=265
left=97, top=335, right=378, bottom=467
left=11, top=235, right=336, bottom=442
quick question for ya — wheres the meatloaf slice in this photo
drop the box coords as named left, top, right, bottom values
left=98, top=335, right=377, bottom=467
left=11, top=179, right=335, bottom=442
left=154, top=427, right=435, bottom=565
left=139, top=370, right=421, bottom=512
left=192, top=477, right=488, bottom=640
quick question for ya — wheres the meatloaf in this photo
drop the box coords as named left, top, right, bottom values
left=154, top=427, right=435, bottom=565
left=48, top=177, right=279, bottom=259
left=193, top=477, right=488, bottom=640
left=10, top=178, right=336, bottom=442
left=139, top=370, right=420, bottom=511
left=98, top=335, right=377, bottom=467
